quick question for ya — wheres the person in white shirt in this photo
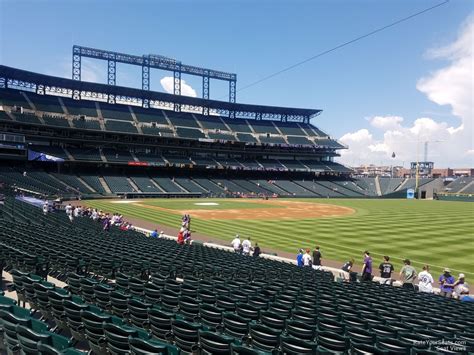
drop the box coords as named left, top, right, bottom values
left=65, top=203, right=72, bottom=216
left=159, top=231, right=165, bottom=238
left=42, top=202, right=49, bottom=215
left=418, top=265, right=434, bottom=293
left=302, top=249, right=312, bottom=267
left=231, top=235, right=241, bottom=253
left=241, top=237, right=251, bottom=256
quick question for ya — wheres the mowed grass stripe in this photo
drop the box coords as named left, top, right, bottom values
left=83, top=199, right=474, bottom=276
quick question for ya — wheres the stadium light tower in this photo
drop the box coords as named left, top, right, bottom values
left=414, top=139, right=443, bottom=196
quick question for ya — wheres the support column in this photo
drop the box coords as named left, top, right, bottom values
left=108, top=60, right=116, bottom=86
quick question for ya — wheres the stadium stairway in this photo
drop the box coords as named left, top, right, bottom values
left=127, top=178, right=142, bottom=193
left=98, top=176, right=112, bottom=194
left=459, top=180, right=474, bottom=194
left=395, top=178, right=409, bottom=192
left=375, top=176, right=382, bottom=196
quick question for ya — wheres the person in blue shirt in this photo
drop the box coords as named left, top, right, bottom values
left=150, top=229, right=158, bottom=238
left=296, top=249, right=304, bottom=267
left=439, top=268, right=455, bottom=298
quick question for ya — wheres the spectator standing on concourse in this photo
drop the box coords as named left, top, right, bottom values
left=242, top=237, right=252, bottom=256
left=231, top=235, right=241, bottom=253
left=361, top=251, right=373, bottom=281
left=302, top=249, right=312, bottom=267
left=253, top=243, right=261, bottom=258
left=378, top=256, right=394, bottom=285
left=400, top=259, right=417, bottom=290
left=312, top=246, right=322, bottom=270
left=296, top=249, right=304, bottom=267
left=417, top=265, right=434, bottom=293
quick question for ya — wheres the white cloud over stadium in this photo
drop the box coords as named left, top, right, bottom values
left=160, top=77, right=197, bottom=97
left=339, top=15, right=473, bottom=168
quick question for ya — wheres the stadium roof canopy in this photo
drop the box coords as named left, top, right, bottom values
left=0, top=65, right=322, bottom=123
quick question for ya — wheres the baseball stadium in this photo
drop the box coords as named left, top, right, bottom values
left=1, top=2, right=474, bottom=354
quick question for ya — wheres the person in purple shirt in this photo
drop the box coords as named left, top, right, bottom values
left=439, top=268, right=455, bottom=298
left=361, top=251, right=373, bottom=281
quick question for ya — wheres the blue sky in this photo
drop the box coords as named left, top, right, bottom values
left=0, top=0, right=472, bottom=167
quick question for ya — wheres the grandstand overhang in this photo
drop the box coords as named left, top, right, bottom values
left=0, top=65, right=322, bottom=124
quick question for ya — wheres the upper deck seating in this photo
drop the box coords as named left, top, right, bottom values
left=104, top=120, right=138, bottom=134
left=72, top=118, right=101, bottom=130
left=166, top=112, right=199, bottom=128
left=99, top=103, right=133, bottom=121
left=133, top=108, right=168, bottom=124
left=249, top=121, right=279, bottom=134
left=103, top=149, right=133, bottom=163
left=175, top=127, right=205, bottom=139
left=42, top=115, right=70, bottom=128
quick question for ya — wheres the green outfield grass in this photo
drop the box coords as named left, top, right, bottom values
left=84, top=198, right=474, bottom=276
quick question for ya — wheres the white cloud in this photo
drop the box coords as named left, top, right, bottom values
left=160, top=76, right=197, bottom=97
left=338, top=15, right=474, bottom=168
left=370, top=115, right=404, bottom=130
left=81, top=59, right=106, bottom=83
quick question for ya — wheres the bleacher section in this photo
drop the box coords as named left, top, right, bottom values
left=274, top=122, right=306, bottom=136
left=1, top=198, right=473, bottom=354
left=42, top=114, right=70, bottom=127
left=80, top=175, right=106, bottom=194
left=131, top=176, right=162, bottom=193
left=249, top=121, right=279, bottom=134
left=133, top=108, right=168, bottom=124
left=279, top=159, right=307, bottom=171
left=0, top=110, right=12, bottom=120
left=12, top=112, right=42, bottom=124
left=141, top=125, right=174, bottom=137
left=65, top=99, right=98, bottom=117
left=226, top=120, right=252, bottom=133
left=445, top=177, right=474, bottom=193
left=68, top=148, right=102, bottom=161
left=173, top=177, right=208, bottom=193
left=236, top=133, right=258, bottom=143
left=103, top=175, right=134, bottom=193
left=29, top=95, right=64, bottom=113
left=0, top=169, right=68, bottom=196
left=354, top=177, right=378, bottom=196
left=175, top=127, right=205, bottom=139
left=1, top=166, right=466, bottom=199
left=166, top=112, right=200, bottom=128
left=197, top=116, right=228, bottom=131
left=104, top=120, right=138, bottom=134
left=103, top=149, right=133, bottom=163
left=99, top=103, right=133, bottom=121
left=51, top=173, right=94, bottom=194
left=258, top=135, right=286, bottom=144
left=0, top=89, right=31, bottom=108
left=379, top=177, right=404, bottom=195
left=208, top=132, right=237, bottom=141
left=273, top=180, right=316, bottom=197
left=152, top=177, right=185, bottom=193
left=286, top=136, right=313, bottom=145
left=72, top=118, right=101, bottom=130
left=134, top=153, right=167, bottom=165
left=192, top=178, right=225, bottom=194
